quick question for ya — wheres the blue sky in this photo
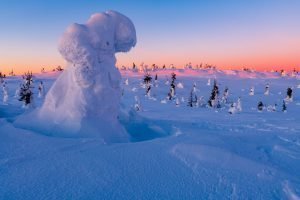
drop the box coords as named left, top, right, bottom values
left=0, top=0, right=299, bottom=73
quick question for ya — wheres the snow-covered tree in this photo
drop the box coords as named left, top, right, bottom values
left=221, top=87, right=229, bottom=103
left=228, top=103, right=237, bottom=114
left=181, top=97, right=185, bottom=103
left=25, top=10, right=137, bottom=141
left=267, top=104, right=277, bottom=112
left=249, top=86, right=255, bottom=96
left=175, top=98, right=180, bottom=107
left=19, top=84, right=33, bottom=108
left=0, top=72, right=5, bottom=84
left=187, top=83, right=198, bottom=107
left=207, top=78, right=211, bottom=86
left=146, top=85, right=152, bottom=97
left=134, top=96, right=141, bottom=111
left=177, top=82, right=184, bottom=89
left=143, top=73, right=152, bottom=97
left=19, top=72, right=34, bottom=108
left=168, top=87, right=175, bottom=100
left=22, top=72, right=34, bottom=86
left=197, top=96, right=206, bottom=107
left=15, top=84, right=22, bottom=98
left=56, top=66, right=64, bottom=71
left=264, top=84, right=270, bottom=95
left=167, top=73, right=176, bottom=100
left=38, top=81, right=45, bottom=98
left=257, top=101, right=264, bottom=111
left=282, top=100, right=287, bottom=112
left=124, top=78, right=129, bottom=86
left=132, top=62, right=136, bottom=70
left=171, top=72, right=176, bottom=85
left=285, top=87, right=293, bottom=102
left=154, top=74, right=158, bottom=87
left=208, top=79, right=220, bottom=108
left=236, top=97, right=242, bottom=112
left=2, top=82, right=8, bottom=105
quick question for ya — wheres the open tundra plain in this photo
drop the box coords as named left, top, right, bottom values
left=0, top=69, right=299, bottom=199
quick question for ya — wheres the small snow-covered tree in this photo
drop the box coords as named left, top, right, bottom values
left=15, top=84, right=22, bottom=98
left=208, top=79, right=220, bottom=108
left=228, top=103, right=237, bottom=114
left=154, top=74, right=158, bottom=87
left=2, top=82, right=8, bottom=104
left=285, top=87, right=293, bottom=102
left=167, top=73, right=176, bottom=100
left=19, top=72, right=34, bottom=108
left=257, top=101, right=264, bottom=111
left=221, top=87, right=229, bottom=103
left=22, top=72, right=34, bottom=86
left=177, top=82, right=184, bottom=89
left=143, top=73, right=152, bottom=97
left=282, top=100, right=287, bottom=112
left=0, top=72, right=5, bottom=84
left=143, top=73, right=152, bottom=85
left=181, top=97, right=185, bottom=103
left=267, top=104, right=277, bottom=112
left=19, top=84, right=33, bottom=108
left=146, top=85, right=151, bottom=97
left=168, top=87, right=175, bottom=100
left=187, top=83, right=198, bottom=107
left=38, top=81, right=45, bottom=98
left=187, top=91, right=196, bottom=107
left=132, top=62, right=136, bottom=70
left=264, top=83, right=270, bottom=95
left=134, top=96, right=141, bottom=111
left=207, top=78, right=211, bottom=86
left=124, top=78, right=129, bottom=86
left=249, top=86, right=255, bottom=96
left=171, top=72, right=176, bottom=85
left=197, top=96, right=206, bottom=107
left=56, top=66, right=64, bottom=71
left=175, top=98, right=180, bottom=107
left=236, top=97, right=242, bottom=112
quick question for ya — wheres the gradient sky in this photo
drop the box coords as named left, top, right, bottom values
left=0, top=0, right=299, bottom=74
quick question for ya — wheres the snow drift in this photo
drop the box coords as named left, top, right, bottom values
left=15, top=11, right=136, bottom=142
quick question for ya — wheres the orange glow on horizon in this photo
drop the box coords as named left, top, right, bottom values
left=0, top=52, right=299, bottom=75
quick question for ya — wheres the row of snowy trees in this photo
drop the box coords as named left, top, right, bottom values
left=121, top=62, right=219, bottom=72
left=129, top=73, right=295, bottom=114
left=120, top=63, right=300, bottom=77
left=1, top=72, right=45, bottom=108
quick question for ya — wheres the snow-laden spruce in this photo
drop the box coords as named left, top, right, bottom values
left=16, top=11, right=136, bottom=142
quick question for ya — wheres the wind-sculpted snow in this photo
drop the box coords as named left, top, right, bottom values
left=15, top=11, right=136, bottom=142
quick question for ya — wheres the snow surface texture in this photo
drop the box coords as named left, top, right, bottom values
left=1, top=69, right=300, bottom=199
left=15, top=11, right=136, bottom=142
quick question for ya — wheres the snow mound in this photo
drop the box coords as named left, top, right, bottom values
left=15, top=11, right=136, bottom=143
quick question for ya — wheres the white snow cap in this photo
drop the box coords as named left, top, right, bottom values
left=59, top=10, right=136, bottom=66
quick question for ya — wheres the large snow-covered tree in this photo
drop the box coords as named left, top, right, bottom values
left=16, top=11, right=137, bottom=142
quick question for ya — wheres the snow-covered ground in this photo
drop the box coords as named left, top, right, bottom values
left=0, top=69, right=300, bottom=199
